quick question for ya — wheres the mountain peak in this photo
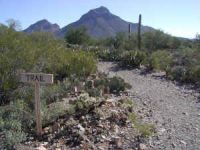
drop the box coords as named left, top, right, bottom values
left=87, top=6, right=110, bottom=16
left=37, top=19, right=49, bottom=23
left=79, top=6, right=113, bottom=22
left=24, top=19, right=60, bottom=35
left=92, top=6, right=110, bottom=14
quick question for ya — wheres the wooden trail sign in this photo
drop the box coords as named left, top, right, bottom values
left=20, top=73, right=53, bottom=136
left=20, top=73, right=53, bottom=84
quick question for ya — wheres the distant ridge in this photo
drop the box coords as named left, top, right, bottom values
left=24, top=19, right=60, bottom=36
left=24, top=6, right=153, bottom=38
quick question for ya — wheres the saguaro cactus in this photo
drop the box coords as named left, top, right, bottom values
left=138, top=14, right=142, bottom=50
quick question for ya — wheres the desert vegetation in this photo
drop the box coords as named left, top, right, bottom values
left=0, top=24, right=149, bottom=149
left=0, top=25, right=97, bottom=148
left=0, top=20, right=200, bottom=149
left=91, top=29, right=200, bottom=85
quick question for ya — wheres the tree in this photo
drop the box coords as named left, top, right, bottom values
left=142, top=30, right=171, bottom=51
left=65, top=26, right=90, bottom=45
left=6, top=19, right=21, bottom=31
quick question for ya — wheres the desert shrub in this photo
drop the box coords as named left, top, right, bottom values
left=67, top=51, right=97, bottom=78
left=2, top=122, right=27, bottom=149
left=42, top=102, right=66, bottom=125
left=148, top=50, right=173, bottom=72
left=108, top=76, right=131, bottom=94
left=96, top=48, right=123, bottom=61
left=87, top=76, right=131, bottom=95
left=65, top=26, right=91, bottom=45
left=167, top=48, right=200, bottom=84
left=0, top=26, right=97, bottom=105
left=142, top=30, right=172, bottom=51
left=167, top=66, right=195, bottom=83
left=41, top=79, right=72, bottom=104
left=119, top=98, right=135, bottom=112
left=128, top=112, right=137, bottom=123
left=119, top=50, right=147, bottom=68
left=86, top=88, right=102, bottom=97
left=135, top=123, right=155, bottom=137
left=96, top=49, right=111, bottom=61
left=0, top=100, right=34, bottom=149
left=190, top=65, right=200, bottom=84
left=124, top=33, right=138, bottom=50
left=58, top=50, right=97, bottom=80
left=128, top=112, right=155, bottom=137
left=173, top=48, right=196, bottom=67
left=168, top=65, right=200, bottom=84
left=73, top=93, right=97, bottom=115
left=41, top=84, right=66, bottom=104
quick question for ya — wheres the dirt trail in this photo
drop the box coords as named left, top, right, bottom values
left=98, top=62, right=200, bottom=150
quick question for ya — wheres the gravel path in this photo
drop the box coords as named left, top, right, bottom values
left=98, top=62, right=200, bottom=150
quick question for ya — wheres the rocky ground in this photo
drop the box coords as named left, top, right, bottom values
left=14, top=94, right=149, bottom=150
left=98, top=62, right=200, bottom=150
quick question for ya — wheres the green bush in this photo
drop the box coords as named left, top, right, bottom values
left=42, top=102, right=66, bottom=125
left=119, top=50, right=147, bottom=68
left=136, top=123, right=155, bottom=137
left=128, top=112, right=137, bottom=123
left=67, top=51, right=97, bottom=78
left=85, top=75, right=131, bottom=95
left=109, top=76, right=131, bottom=94
left=148, top=50, right=173, bottom=72
left=168, top=65, right=200, bottom=84
left=86, top=88, right=102, bottom=97
left=191, top=65, right=200, bottom=84
left=65, top=26, right=91, bottom=45
left=0, top=26, right=97, bottom=105
left=96, top=48, right=123, bottom=61
left=166, top=48, right=200, bottom=84
left=41, top=79, right=72, bottom=104
left=128, top=112, right=155, bottom=137
left=142, top=30, right=172, bottom=51
left=0, top=100, right=34, bottom=149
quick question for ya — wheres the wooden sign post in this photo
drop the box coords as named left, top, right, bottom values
left=20, top=73, right=53, bottom=136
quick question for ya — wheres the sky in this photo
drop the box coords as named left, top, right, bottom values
left=0, top=0, right=199, bottom=38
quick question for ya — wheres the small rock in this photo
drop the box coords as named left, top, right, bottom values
left=77, top=124, right=85, bottom=135
left=172, top=143, right=176, bottom=148
left=97, top=124, right=104, bottom=128
left=35, top=145, right=47, bottom=150
left=158, top=128, right=166, bottom=135
left=142, top=102, right=147, bottom=106
left=29, top=137, right=34, bottom=140
left=180, top=140, right=187, bottom=145
left=194, top=127, right=199, bottom=131
left=182, top=112, right=188, bottom=116
left=43, top=127, right=50, bottom=134
left=98, top=146, right=105, bottom=150
left=111, top=136, right=122, bottom=148
left=139, top=143, right=147, bottom=150
left=101, top=135, right=106, bottom=139
left=41, top=142, right=48, bottom=146
left=113, top=125, right=119, bottom=134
